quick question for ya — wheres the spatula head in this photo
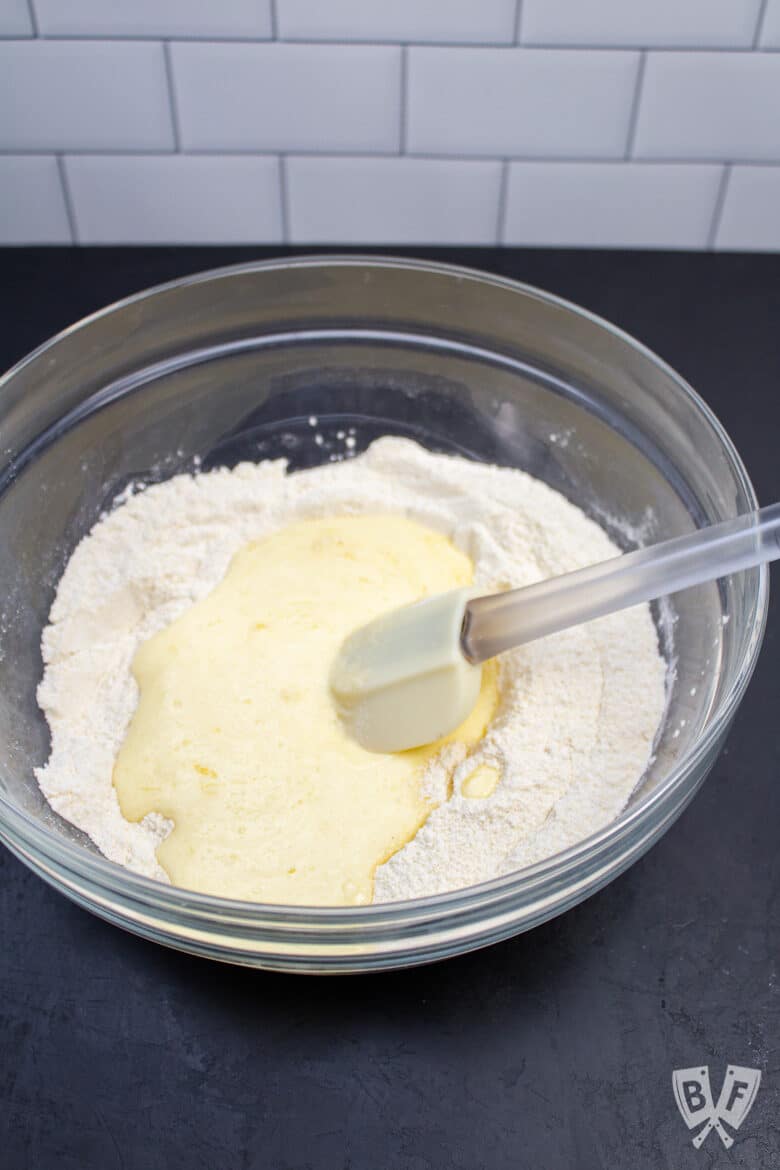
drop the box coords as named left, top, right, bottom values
left=330, top=587, right=482, bottom=753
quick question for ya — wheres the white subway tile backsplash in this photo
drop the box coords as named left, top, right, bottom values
left=520, top=0, right=762, bottom=49
left=287, top=155, right=502, bottom=242
left=171, top=42, right=401, bottom=152
left=0, top=41, right=174, bottom=151
left=407, top=48, right=639, bottom=158
left=277, top=0, right=516, bottom=44
left=634, top=52, right=780, bottom=161
left=0, top=0, right=32, bottom=36
left=716, top=166, right=780, bottom=250
left=0, top=156, right=71, bottom=242
left=1, top=12, right=779, bottom=249
left=759, top=0, right=780, bottom=47
left=503, top=161, right=721, bottom=247
left=33, top=0, right=272, bottom=39
left=65, top=155, right=282, bottom=243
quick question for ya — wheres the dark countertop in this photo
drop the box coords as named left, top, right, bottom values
left=1, top=247, right=778, bottom=1170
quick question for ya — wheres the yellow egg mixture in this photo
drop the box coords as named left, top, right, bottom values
left=113, top=515, right=499, bottom=905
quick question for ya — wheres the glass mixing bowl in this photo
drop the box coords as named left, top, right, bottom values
left=0, top=257, right=767, bottom=972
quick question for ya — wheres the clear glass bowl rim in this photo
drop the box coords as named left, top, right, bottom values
left=0, top=254, right=769, bottom=931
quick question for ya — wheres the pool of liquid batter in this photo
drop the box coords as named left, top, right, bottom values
left=113, top=514, right=499, bottom=905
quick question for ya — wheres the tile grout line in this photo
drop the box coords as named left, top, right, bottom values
left=754, top=0, right=770, bottom=47
left=513, top=0, right=524, bottom=44
left=55, top=154, right=78, bottom=244
left=624, top=51, right=647, bottom=159
left=4, top=148, right=780, bottom=167
left=496, top=159, right=510, bottom=243
left=269, top=0, right=279, bottom=40
left=3, top=148, right=780, bottom=166
left=278, top=155, right=291, bottom=243
left=4, top=33, right=780, bottom=50
left=162, top=41, right=182, bottom=151
left=707, top=163, right=732, bottom=249
left=399, top=45, right=409, bottom=153
left=26, top=0, right=38, bottom=35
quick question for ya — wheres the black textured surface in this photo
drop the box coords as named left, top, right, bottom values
left=1, top=247, right=778, bottom=1170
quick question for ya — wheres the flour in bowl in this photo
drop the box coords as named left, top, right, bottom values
left=35, top=438, right=667, bottom=903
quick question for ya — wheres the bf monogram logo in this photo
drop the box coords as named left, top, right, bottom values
left=672, top=1065, right=761, bottom=1149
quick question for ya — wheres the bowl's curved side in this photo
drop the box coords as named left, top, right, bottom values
left=0, top=723, right=730, bottom=972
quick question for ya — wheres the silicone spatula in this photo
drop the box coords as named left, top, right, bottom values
left=330, top=503, right=780, bottom=753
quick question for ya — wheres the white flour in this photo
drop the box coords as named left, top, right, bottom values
left=35, top=438, right=667, bottom=902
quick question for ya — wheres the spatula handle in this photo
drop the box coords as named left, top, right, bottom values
left=461, top=502, right=780, bottom=665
